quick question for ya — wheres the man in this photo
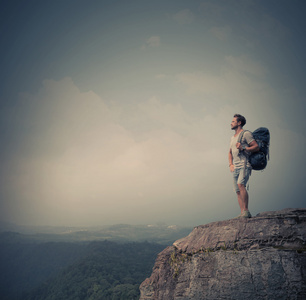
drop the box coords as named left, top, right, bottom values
left=229, top=114, right=259, bottom=218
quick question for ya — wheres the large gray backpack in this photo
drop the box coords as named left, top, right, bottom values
left=239, top=127, right=270, bottom=171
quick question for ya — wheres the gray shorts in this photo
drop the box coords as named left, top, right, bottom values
left=233, top=167, right=252, bottom=193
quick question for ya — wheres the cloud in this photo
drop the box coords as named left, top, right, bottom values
left=210, top=25, right=232, bottom=41
left=1, top=59, right=305, bottom=227
left=141, top=36, right=161, bottom=50
left=175, top=55, right=268, bottom=102
left=225, top=55, right=267, bottom=77
left=0, top=78, right=233, bottom=226
left=198, top=1, right=290, bottom=50
left=155, top=74, right=167, bottom=79
left=260, top=14, right=290, bottom=41
left=173, top=9, right=195, bottom=24
left=199, top=2, right=225, bottom=18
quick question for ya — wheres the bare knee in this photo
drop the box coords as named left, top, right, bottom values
left=237, top=184, right=246, bottom=191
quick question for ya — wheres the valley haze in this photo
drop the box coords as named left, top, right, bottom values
left=0, top=221, right=193, bottom=244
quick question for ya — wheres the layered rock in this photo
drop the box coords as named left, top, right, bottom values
left=140, top=208, right=306, bottom=300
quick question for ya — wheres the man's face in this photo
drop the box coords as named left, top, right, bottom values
left=231, top=117, right=240, bottom=130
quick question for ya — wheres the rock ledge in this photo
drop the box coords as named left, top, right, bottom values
left=140, top=208, right=306, bottom=300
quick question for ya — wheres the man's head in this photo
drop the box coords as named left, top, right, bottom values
left=231, top=114, right=246, bottom=130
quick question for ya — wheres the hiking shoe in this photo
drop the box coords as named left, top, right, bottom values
left=233, top=213, right=242, bottom=219
left=241, top=210, right=252, bottom=218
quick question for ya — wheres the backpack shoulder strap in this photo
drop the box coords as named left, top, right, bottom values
left=238, top=130, right=253, bottom=144
left=238, top=130, right=245, bottom=144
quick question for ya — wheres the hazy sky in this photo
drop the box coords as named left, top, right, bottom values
left=0, top=0, right=305, bottom=227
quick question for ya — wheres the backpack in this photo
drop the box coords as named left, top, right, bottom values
left=239, top=127, right=270, bottom=171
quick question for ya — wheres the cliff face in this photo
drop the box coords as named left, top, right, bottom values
left=139, top=208, right=306, bottom=300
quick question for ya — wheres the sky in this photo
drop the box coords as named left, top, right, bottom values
left=0, top=0, right=305, bottom=227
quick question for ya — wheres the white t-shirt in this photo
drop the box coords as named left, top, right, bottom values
left=230, top=130, right=255, bottom=169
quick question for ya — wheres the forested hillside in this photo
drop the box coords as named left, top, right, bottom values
left=0, top=232, right=164, bottom=300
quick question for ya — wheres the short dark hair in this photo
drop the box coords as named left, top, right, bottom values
left=233, top=114, right=246, bottom=127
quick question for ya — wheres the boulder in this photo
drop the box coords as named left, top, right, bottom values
left=139, top=208, right=306, bottom=300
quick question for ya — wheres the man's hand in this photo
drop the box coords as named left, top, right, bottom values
left=229, top=164, right=235, bottom=172
left=237, top=140, right=259, bottom=152
left=236, top=142, right=243, bottom=151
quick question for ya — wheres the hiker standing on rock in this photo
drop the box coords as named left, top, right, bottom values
left=229, top=114, right=259, bottom=218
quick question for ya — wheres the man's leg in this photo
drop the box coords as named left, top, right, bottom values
left=237, top=184, right=249, bottom=213
left=236, top=167, right=251, bottom=218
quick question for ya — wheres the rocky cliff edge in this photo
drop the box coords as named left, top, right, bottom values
left=140, top=208, right=306, bottom=300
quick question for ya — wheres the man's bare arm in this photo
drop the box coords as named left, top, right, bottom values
left=236, top=140, right=259, bottom=153
left=245, top=140, right=259, bottom=152
left=228, top=148, right=234, bottom=172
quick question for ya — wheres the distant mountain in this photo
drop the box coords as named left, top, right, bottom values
left=0, top=221, right=90, bottom=235
left=0, top=223, right=193, bottom=244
